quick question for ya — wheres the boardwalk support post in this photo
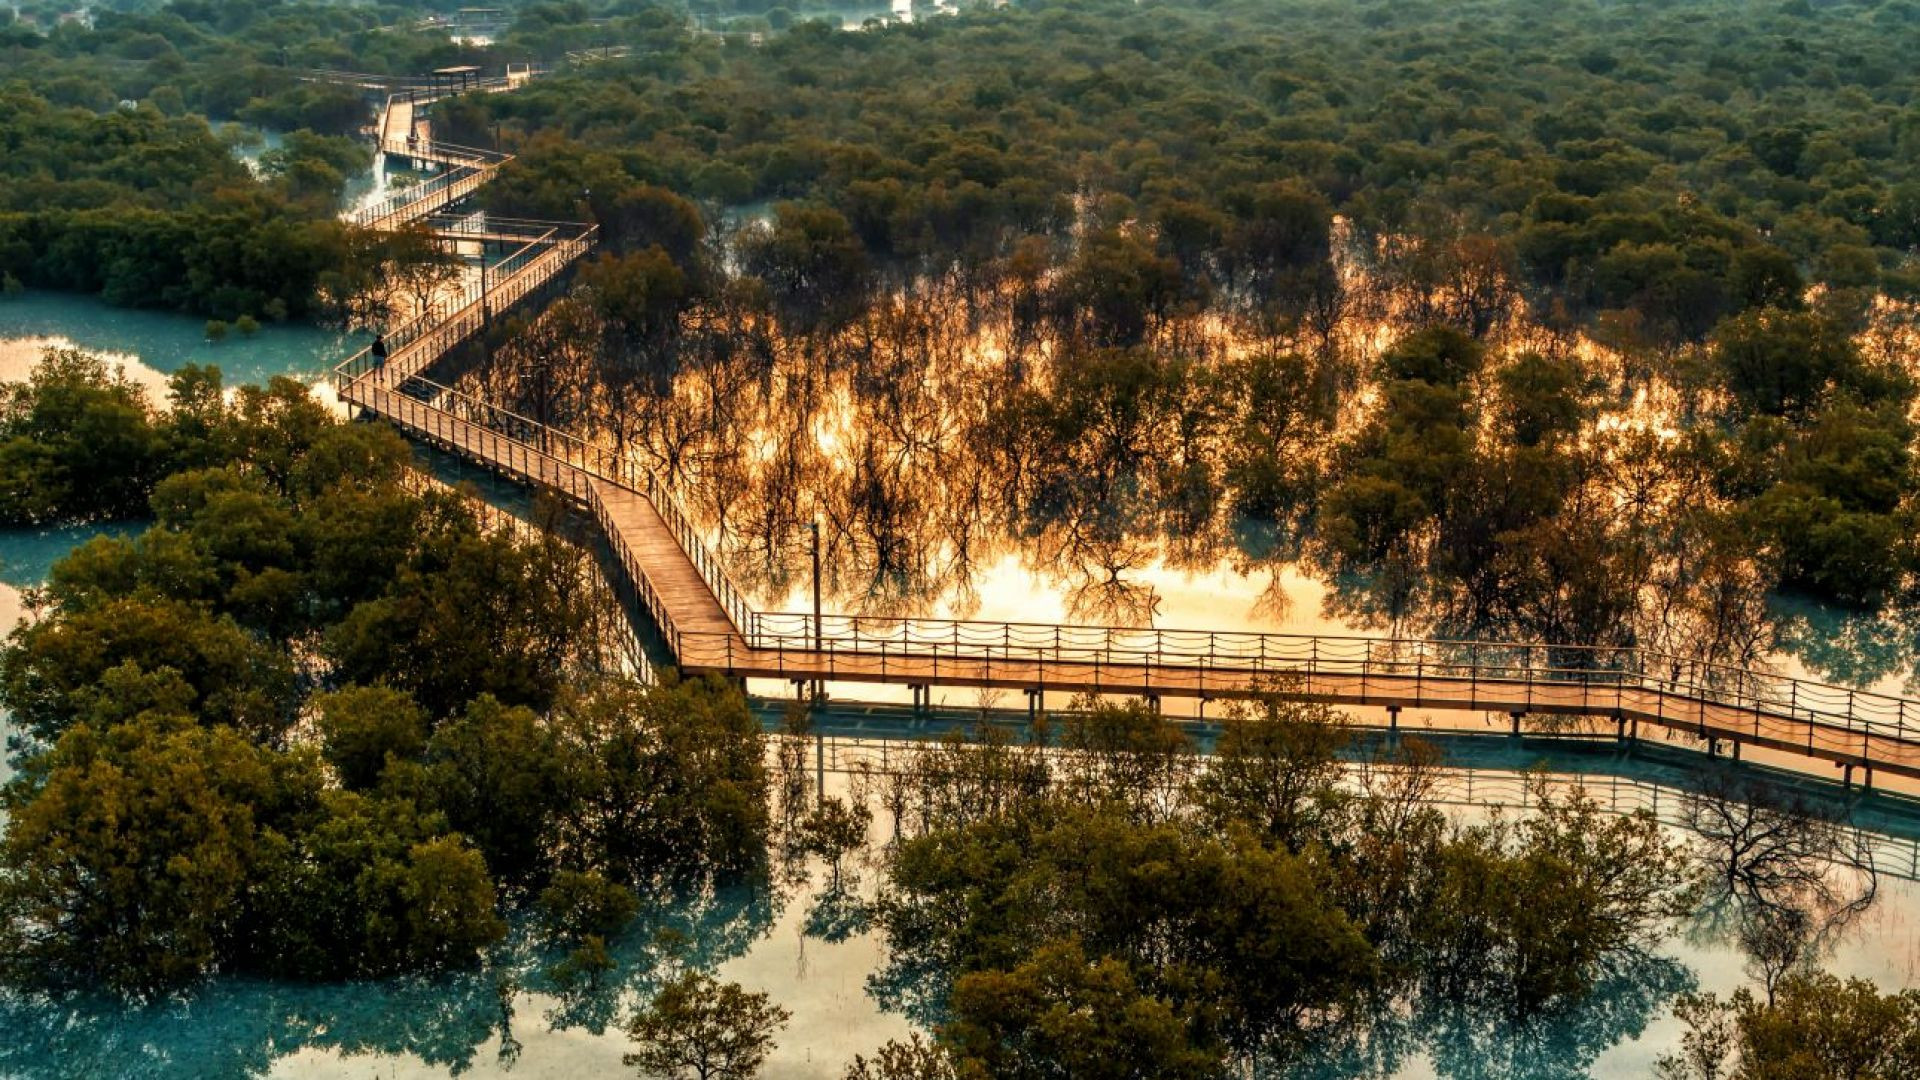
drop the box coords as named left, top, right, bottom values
left=1510, top=710, right=1523, bottom=737
left=1387, top=704, right=1401, bottom=733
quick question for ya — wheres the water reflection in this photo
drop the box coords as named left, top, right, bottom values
left=458, top=262, right=1919, bottom=698
left=802, top=878, right=873, bottom=945
left=0, top=291, right=355, bottom=389
left=1413, top=950, right=1692, bottom=1080
left=1769, top=594, right=1920, bottom=696
left=0, top=523, right=144, bottom=589
left=0, top=880, right=779, bottom=1080
left=1680, top=765, right=1882, bottom=1004
left=824, top=721, right=1911, bottom=1079
left=0, top=702, right=1914, bottom=1075
left=1287, top=949, right=1691, bottom=1080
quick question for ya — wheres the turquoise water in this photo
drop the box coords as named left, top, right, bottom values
left=4, top=296, right=1920, bottom=1077
left=0, top=718, right=1914, bottom=1078
left=0, top=290, right=360, bottom=392
left=0, top=303, right=906, bottom=1079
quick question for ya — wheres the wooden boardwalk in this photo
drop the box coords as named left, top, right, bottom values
left=670, top=633, right=1920, bottom=778
left=336, top=346, right=1920, bottom=784
left=335, top=361, right=1920, bottom=784
left=349, top=91, right=515, bottom=230
left=590, top=478, right=739, bottom=646
left=380, top=98, right=415, bottom=146
left=327, top=68, right=1920, bottom=786
left=332, top=66, right=595, bottom=405
left=333, top=229, right=592, bottom=395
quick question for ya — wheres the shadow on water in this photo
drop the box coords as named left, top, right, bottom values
left=0, top=290, right=357, bottom=388
left=0, top=878, right=780, bottom=1080
left=1283, top=950, right=1692, bottom=1080
left=1768, top=591, right=1920, bottom=694
left=0, top=524, right=146, bottom=590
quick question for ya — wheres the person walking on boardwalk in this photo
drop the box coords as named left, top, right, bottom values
left=371, top=332, right=389, bottom=379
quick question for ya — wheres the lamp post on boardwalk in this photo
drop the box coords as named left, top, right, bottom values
left=810, top=516, right=823, bottom=705
left=809, top=514, right=825, bottom=795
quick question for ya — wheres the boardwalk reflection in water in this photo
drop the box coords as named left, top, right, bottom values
left=0, top=714, right=1911, bottom=1078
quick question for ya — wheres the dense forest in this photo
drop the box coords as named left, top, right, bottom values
left=7, top=0, right=1920, bottom=1072
left=1, top=352, right=1903, bottom=1077
left=0, top=0, right=502, bottom=318
left=363, top=0, right=1920, bottom=690
left=11, top=0, right=1920, bottom=653
left=0, top=351, right=769, bottom=999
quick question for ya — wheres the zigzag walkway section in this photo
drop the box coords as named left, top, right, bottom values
left=331, top=66, right=597, bottom=406
left=342, top=71, right=530, bottom=230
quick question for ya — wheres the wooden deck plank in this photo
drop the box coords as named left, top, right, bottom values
left=590, top=478, right=737, bottom=636
left=381, top=99, right=412, bottom=145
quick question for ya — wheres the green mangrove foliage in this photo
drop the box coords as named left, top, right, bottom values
left=858, top=695, right=1696, bottom=1076
left=1659, top=973, right=1920, bottom=1080
left=0, top=350, right=771, bottom=1000
left=408, top=0, right=1920, bottom=646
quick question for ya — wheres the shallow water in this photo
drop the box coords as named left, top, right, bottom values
left=0, top=291, right=359, bottom=393
left=0, top=730, right=1914, bottom=1079
left=3, top=275, right=1920, bottom=1079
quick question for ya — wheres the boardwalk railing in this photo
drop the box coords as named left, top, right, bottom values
left=376, top=137, right=512, bottom=167
left=364, top=370, right=758, bottom=632
left=295, top=68, right=543, bottom=98
left=331, top=221, right=597, bottom=391
left=291, top=68, right=444, bottom=93
left=723, top=615, right=1914, bottom=739
left=350, top=165, right=494, bottom=230
left=661, top=615, right=1920, bottom=777
left=350, top=139, right=516, bottom=230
